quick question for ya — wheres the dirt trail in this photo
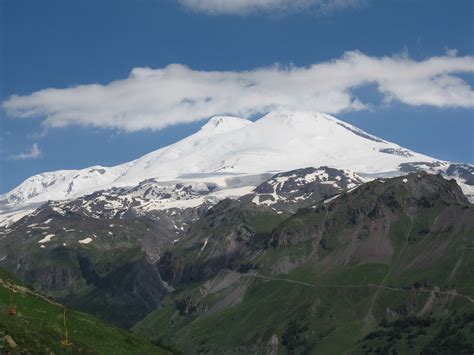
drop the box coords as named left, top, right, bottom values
left=228, top=271, right=474, bottom=303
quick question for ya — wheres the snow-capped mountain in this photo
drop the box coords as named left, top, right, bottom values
left=1, top=109, right=472, bottom=225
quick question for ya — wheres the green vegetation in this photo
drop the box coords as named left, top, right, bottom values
left=354, top=312, right=474, bottom=354
left=0, top=269, right=169, bottom=354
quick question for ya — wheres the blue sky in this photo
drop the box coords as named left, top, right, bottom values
left=1, top=0, right=473, bottom=193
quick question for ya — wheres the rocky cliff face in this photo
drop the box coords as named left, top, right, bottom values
left=157, top=199, right=287, bottom=284
left=70, top=257, right=169, bottom=328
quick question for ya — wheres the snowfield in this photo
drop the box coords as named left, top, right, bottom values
left=0, top=109, right=472, bottom=226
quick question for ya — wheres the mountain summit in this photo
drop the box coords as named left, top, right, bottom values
left=199, top=115, right=252, bottom=133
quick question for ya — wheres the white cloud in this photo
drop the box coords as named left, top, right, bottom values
left=178, top=0, right=365, bottom=15
left=3, top=51, right=474, bottom=132
left=9, top=144, right=42, bottom=160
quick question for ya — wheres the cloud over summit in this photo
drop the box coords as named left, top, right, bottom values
left=4, top=51, right=474, bottom=132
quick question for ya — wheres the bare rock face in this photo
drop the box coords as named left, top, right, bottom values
left=157, top=199, right=285, bottom=284
left=243, top=166, right=365, bottom=212
left=25, top=265, right=79, bottom=291
left=68, top=257, right=170, bottom=328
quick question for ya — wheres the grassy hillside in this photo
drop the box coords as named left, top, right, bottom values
left=134, top=174, right=474, bottom=353
left=135, top=270, right=474, bottom=353
left=0, top=268, right=170, bottom=354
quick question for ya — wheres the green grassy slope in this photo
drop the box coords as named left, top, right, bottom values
left=135, top=270, right=474, bottom=354
left=0, top=269, right=169, bottom=354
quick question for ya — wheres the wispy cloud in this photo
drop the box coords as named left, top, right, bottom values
left=3, top=51, right=474, bottom=132
left=9, top=143, right=42, bottom=160
left=445, top=47, right=458, bottom=57
left=178, top=0, right=366, bottom=15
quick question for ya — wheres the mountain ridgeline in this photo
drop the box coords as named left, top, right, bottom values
left=0, top=110, right=473, bottom=353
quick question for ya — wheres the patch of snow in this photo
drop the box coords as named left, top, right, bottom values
left=38, top=234, right=55, bottom=243
left=79, top=237, right=93, bottom=244
left=324, top=194, right=341, bottom=204
left=0, top=209, right=35, bottom=228
left=200, top=238, right=208, bottom=251
left=50, top=206, right=66, bottom=215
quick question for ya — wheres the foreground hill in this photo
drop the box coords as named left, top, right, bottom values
left=0, top=269, right=169, bottom=354
left=134, top=173, right=474, bottom=353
